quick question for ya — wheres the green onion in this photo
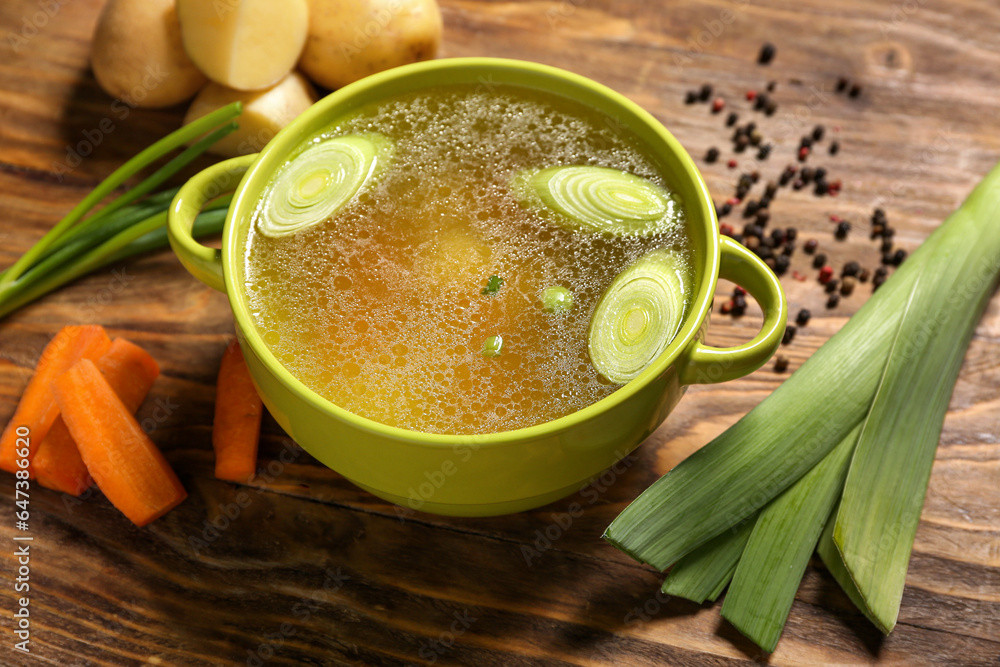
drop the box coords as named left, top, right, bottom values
left=0, top=104, right=241, bottom=319
left=660, top=518, right=754, bottom=604
left=481, top=275, right=504, bottom=296
left=0, top=103, right=242, bottom=292
left=259, top=133, right=393, bottom=238
left=721, top=422, right=861, bottom=652
left=603, top=160, right=1000, bottom=652
left=482, top=335, right=503, bottom=357
left=588, top=247, right=688, bottom=385
left=0, top=208, right=227, bottom=320
left=512, top=165, right=682, bottom=236
left=540, top=285, right=573, bottom=314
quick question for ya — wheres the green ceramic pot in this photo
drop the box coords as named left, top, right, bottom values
left=168, top=57, right=786, bottom=517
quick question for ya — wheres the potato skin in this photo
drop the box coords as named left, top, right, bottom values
left=299, top=0, right=443, bottom=90
left=183, top=72, right=318, bottom=158
left=90, top=0, right=206, bottom=108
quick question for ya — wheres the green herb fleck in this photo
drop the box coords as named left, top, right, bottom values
left=481, top=275, right=504, bottom=295
left=482, top=335, right=503, bottom=357
left=541, top=285, right=573, bottom=314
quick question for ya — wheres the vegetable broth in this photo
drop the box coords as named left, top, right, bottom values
left=244, top=84, right=693, bottom=434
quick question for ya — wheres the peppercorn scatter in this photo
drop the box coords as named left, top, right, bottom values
left=693, top=46, right=910, bottom=363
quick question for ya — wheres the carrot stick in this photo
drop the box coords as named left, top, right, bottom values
left=34, top=339, right=160, bottom=496
left=212, top=338, right=262, bottom=482
left=0, top=325, right=111, bottom=475
left=51, top=359, right=186, bottom=526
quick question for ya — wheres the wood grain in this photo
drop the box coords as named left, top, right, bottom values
left=1, top=0, right=999, bottom=665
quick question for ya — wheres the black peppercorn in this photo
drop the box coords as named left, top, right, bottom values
left=804, top=239, right=818, bottom=254
left=726, top=111, right=739, bottom=127
left=827, top=293, right=841, bottom=308
left=785, top=227, right=797, bottom=241
left=842, top=261, right=860, bottom=278
left=835, top=220, right=851, bottom=239
left=758, top=43, right=776, bottom=64
left=796, top=309, right=811, bottom=326
left=812, top=252, right=827, bottom=269
left=706, top=147, right=720, bottom=163
left=774, top=355, right=789, bottom=373
left=782, top=324, right=797, bottom=345
left=699, top=84, right=713, bottom=101
left=774, top=255, right=790, bottom=275
left=812, top=125, right=825, bottom=142
left=892, top=248, right=907, bottom=265
left=825, top=278, right=840, bottom=294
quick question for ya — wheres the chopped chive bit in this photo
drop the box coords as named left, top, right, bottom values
left=481, top=275, right=504, bottom=295
left=482, top=335, right=503, bottom=357
left=541, top=285, right=573, bottom=314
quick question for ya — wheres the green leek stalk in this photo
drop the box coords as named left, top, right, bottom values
left=660, top=519, right=754, bottom=603
left=720, top=422, right=862, bottom=651
left=604, top=160, right=1000, bottom=649
left=832, top=170, right=1000, bottom=633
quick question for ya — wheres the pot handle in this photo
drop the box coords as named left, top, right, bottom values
left=679, top=236, right=787, bottom=385
left=168, top=154, right=257, bottom=293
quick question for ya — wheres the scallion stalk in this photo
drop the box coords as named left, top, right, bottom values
left=0, top=104, right=242, bottom=319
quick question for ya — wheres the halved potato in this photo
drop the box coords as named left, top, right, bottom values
left=176, top=0, right=309, bottom=91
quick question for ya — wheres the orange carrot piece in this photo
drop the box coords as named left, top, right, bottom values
left=34, top=339, right=161, bottom=496
left=51, top=359, right=186, bottom=527
left=212, top=339, right=262, bottom=482
left=0, top=325, right=111, bottom=475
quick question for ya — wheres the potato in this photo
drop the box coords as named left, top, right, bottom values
left=299, top=0, right=443, bottom=90
left=176, top=0, right=309, bottom=91
left=90, top=0, right=207, bottom=108
left=183, top=72, right=318, bottom=158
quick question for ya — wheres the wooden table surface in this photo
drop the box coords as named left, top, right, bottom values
left=1, top=0, right=999, bottom=665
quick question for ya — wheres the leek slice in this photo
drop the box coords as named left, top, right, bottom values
left=259, top=133, right=393, bottom=238
left=513, top=165, right=681, bottom=236
left=588, top=247, right=688, bottom=384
